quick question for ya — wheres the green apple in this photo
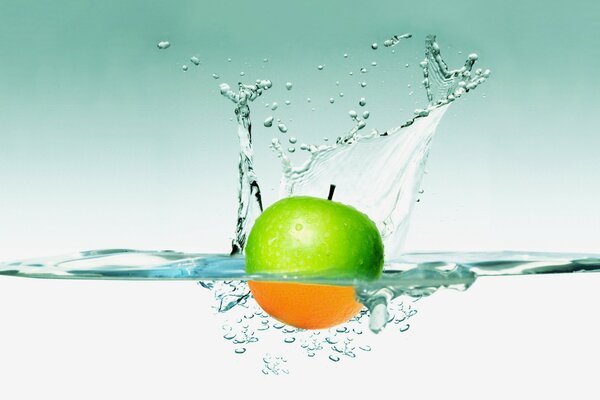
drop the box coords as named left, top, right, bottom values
left=245, top=195, right=384, bottom=282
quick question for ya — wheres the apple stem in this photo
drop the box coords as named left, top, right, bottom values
left=327, top=184, right=336, bottom=201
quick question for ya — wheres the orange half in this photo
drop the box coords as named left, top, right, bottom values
left=248, top=281, right=363, bottom=330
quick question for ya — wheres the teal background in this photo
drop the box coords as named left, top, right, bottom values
left=1, top=0, right=599, bottom=258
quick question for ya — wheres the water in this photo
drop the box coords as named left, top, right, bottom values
left=1, top=33, right=598, bottom=371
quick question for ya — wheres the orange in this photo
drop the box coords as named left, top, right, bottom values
left=248, top=281, right=364, bottom=330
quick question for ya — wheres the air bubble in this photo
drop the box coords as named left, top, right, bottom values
left=360, top=82, right=367, bottom=88
left=329, top=355, right=341, bottom=362
left=212, top=73, right=220, bottom=79
left=285, top=100, right=291, bottom=105
left=317, top=64, right=324, bottom=70
left=240, top=71, right=245, bottom=76
left=182, top=65, right=188, bottom=71
left=362, top=111, right=370, bottom=119
left=234, top=347, right=246, bottom=354
left=271, top=102, right=279, bottom=110
left=371, top=43, right=378, bottom=50
left=286, top=82, right=293, bottom=90
left=190, top=56, right=200, bottom=65
left=278, top=123, right=288, bottom=133
left=348, top=110, right=358, bottom=119
left=359, top=98, right=366, bottom=106
left=329, top=98, right=335, bottom=104
left=287, top=147, right=296, bottom=153
left=289, top=137, right=297, bottom=144
left=360, top=67, right=367, bottom=73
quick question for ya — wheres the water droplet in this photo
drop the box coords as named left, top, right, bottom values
left=399, top=324, right=411, bottom=332
left=212, top=73, right=220, bottom=79
left=271, top=102, right=279, bottom=110
left=362, top=110, right=370, bottom=119
left=329, top=98, right=335, bottom=104
left=359, top=97, right=366, bottom=107
left=284, top=337, right=296, bottom=343
left=190, top=56, right=200, bottom=65
left=182, top=65, right=188, bottom=71
left=278, top=123, right=288, bottom=133
left=157, top=41, right=170, bottom=49
left=234, top=347, right=246, bottom=354
left=329, top=355, right=340, bottom=362
left=285, top=82, right=293, bottom=90
left=360, top=82, right=367, bottom=88
left=223, top=332, right=236, bottom=340
left=289, top=137, right=297, bottom=144
left=264, top=116, right=274, bottom=128
left=371, top=42, right=378, bottom=50
left=317, top=64, right=324, bottom=70
left=287, top=147, right=296, bottom=153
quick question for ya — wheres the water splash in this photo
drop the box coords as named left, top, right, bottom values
left=219, top=79, right=272, bottom=254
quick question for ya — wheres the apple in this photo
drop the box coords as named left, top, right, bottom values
left=245, top=191, right=384, bottom=329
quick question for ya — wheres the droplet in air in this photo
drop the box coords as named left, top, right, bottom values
left=359, top=97, right=366, bottom=106
left=190, top=56, right=200, bottom=66
left=278, top=123, right=288, bottom=133
left=157, top=41, right=170, bottom=49
left=264, top=116, right=274, bottom=128
left=285, top=82, right=293, bottom=90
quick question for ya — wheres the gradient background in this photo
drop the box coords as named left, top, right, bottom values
left=1, top=1, right=599, bottom=399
